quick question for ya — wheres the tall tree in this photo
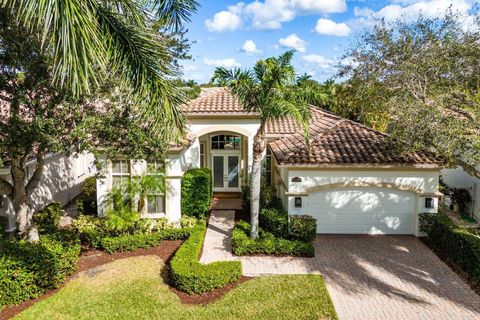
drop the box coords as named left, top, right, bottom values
left=0, top=5, right=193, bottom=239
left=295, top=75, right=331, bottom=108
left=2, top=0, right=199, bottom=142
left=212, top=51, right=311, bottom=239
left=339, top=12, right=480, bottom=176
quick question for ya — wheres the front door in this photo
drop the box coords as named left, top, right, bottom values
left=212, top=154, right=240, bottom=192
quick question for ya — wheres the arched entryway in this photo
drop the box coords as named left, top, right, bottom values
left=197, top=131, right=248, bottom=193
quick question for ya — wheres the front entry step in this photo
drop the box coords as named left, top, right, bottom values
left=210, top=194, right=242, bottom=210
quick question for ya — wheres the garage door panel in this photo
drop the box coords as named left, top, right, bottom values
left=310, top=188, right=415, bottom=235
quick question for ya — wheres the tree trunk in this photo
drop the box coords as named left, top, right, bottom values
left=250, top=126, right=267, bottom=239
left=138, top=196, right=146, bottom=216
left=10, top=152, right=44, bottom=241
left=11, top=159, right=36, bottom=240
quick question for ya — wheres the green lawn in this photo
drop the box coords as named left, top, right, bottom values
left=15, top=256, right=337, bottom=320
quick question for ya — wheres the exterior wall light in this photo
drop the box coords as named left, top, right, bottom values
left=294, top=197, right=302, bottom=208
left=425, top=197, right=434, bottom=209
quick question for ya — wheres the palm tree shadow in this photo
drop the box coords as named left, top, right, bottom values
left=311, top=234, right=480, bottom=313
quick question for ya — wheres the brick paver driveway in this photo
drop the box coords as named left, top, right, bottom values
left=201, top=210, right=480, bottom=320
left=316, top=235, right=480, bottom=320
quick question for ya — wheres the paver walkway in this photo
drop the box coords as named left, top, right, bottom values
left=200, top=210, right=480, bottom=320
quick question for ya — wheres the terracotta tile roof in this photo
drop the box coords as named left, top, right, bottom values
left=269, top=108, right=439, bottom=167
left=184, top=88, right=438, bottom=166
left=265, top=107, right=339, bottom=136
left=183, top=87, right=247, bottom=115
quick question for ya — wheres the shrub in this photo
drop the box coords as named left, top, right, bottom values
left=73, top=213, right=182, bottom=248
left=0, top=215, right=7, bottom=234
left=181, top=215, right=197, bottom=229
left=451, top=187, right=472, bottom=215
left=0, top=231, right=81, bottom=308
left=420, top=213, right=480, bottom=281
left=132, top=218, right=156, bottom=234
left=232, top=221, right=314, bottom=257
left=181, top=168, right=212, bottom=218
left=0, top=257, right=39, bottom=307
left=170, top=222, right=242, bottom=294
left=105, top=209, right=140, bottom=235
left=100, top=228, right=192, bottom=253
left=289, top=215, right=317, bottom=242
left=259, top=207, right=289, bottom=238
left=260, top=184, right=282, bottom=209
left=76, top=176, right=97, bottom=215
left=73, top=215, right=108, bottom=248
left=33, top=203, right=62, bottom=232
left=259, top=208, right=317, bottom=243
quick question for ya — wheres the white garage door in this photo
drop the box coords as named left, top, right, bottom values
left=309, top=187, right=416, bottom=234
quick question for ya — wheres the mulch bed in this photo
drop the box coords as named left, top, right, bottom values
left=0, top=240, right=251, bottom=319
left=420, top=238, right=480, bottom=295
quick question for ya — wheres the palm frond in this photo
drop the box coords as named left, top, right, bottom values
left=2, top=0, right=196, bottom=145
left=3, top=0, right=105, bottom=95
left=152, top=0, right=199, bottom=31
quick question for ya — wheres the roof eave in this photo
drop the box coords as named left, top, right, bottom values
left=275, top=163, right=442, bottom=170
left=186, top=112, right=259, bottom=119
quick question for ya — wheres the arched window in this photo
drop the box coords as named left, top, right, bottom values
left=211, top=135, right=241, bottom=150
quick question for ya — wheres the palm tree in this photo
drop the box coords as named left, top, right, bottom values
left=1, top=0, right=199, bottom=142
left=212, top=51, right=311, bottom=239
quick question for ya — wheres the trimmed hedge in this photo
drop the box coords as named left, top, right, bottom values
left=170, top=222, right=242, bottom=294
left=260, top=207, right=317, bottom=242
left=420, top=213, right=480, bottom=281
left=181, top=168, right=212, bottom=218
left=290, top=215, right=317, bottom=242
left=100, top=228, right=192, bottom=254
left=0, top=231, right=81, bottom=308
left=260, top=208, right=289, bottom=238
left=232, top=221, right=315, bottom=257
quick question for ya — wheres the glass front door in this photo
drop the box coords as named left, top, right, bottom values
left=212, top=154, right=240, bottom=192
left=213, top=156, right=224, bottom=189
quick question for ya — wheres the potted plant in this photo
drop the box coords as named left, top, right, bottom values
left=450, top=187, right=472, bottom=216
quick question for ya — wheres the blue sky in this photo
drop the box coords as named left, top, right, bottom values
left=180, top=0, right=476, bottom=83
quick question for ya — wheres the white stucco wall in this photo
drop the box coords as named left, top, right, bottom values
left=441, top=167, right=480, bottom=219
left=188, top=118, right=261, bottom=174
left=96, top=139, right=200, bottom=224
left=277, top=168, right=440, bottom=236
left=287, top=169, right=439, bottom=195
left=165, top=140, right=200, bottom=224
left=0, top=152, right=96, bottom=231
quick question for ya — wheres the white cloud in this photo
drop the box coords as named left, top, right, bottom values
left=278, top=34, right=307, bottom=52
left=314, top=18, right=351, bottom=36
left=203, top=58, right=241, bottom=68
left=205, top=0, right=347, bottom=31
left=302, top=54, right=335, bottom=70
left=292, top=0, right=347, bottom=14
left=354, top=0, right=473, bottom=24
left=205, top=11, right=242, bottom=32
left=241, top=40, right=262, bottom=55
left=300, top=54, right=337, bottom=80
left=181, top=64, right=198, bottom=72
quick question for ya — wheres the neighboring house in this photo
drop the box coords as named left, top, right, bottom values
left=0, top=152, right=96, bottom=231
left=441, top=167, right=480, bottom=219
left=97, top=87, right=441, bottom=236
